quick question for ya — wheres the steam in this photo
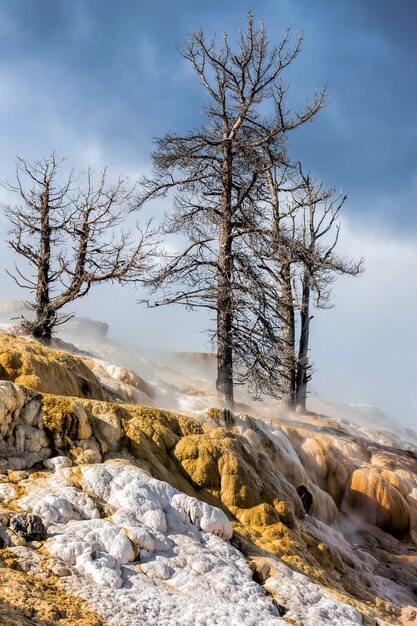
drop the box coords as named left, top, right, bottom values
left=0, top=305, right=409, bottom=447
left=1, top=294, right=416, bottom=447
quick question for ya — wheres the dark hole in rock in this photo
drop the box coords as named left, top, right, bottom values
left=250, top=564, right=288, bottom=616
left=80, top=378, right=91, bottom=396
left=272, top=599, right=288, bottom=616
left=296, top=484, right=313, bottom=514
left=251, top=566, right=263, bottom=585
left=230, top=535, right=243, bottom=552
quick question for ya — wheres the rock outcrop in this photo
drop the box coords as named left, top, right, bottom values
left=343, top=467, right=411, bottom=536
left=0, top=334, right=107, bottom=400
left=0, top=331, right=416, bottom=625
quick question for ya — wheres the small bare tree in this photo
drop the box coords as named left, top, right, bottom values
left=293, top=166, right=364, bottom=409
left=141, top=12, right=325, bottom=408
left=243, top=160, right=364, bottom=409
left=3, top=154, right=156, bottom=343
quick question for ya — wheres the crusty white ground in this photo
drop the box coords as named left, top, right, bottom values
left=20, top=461, right=284, bottom=625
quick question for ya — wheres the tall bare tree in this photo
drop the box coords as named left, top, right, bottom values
left=3, top=154, right=156, bottom=343
left=243, top=160, right=363, bottom=409
left=141, top=12, right=325, bottom=408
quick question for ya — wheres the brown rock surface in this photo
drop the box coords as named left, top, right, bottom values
left=343, top=467, right=410, bottom=536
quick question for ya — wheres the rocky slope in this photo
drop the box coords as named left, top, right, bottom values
left=0, top=331, right=416, bottom=625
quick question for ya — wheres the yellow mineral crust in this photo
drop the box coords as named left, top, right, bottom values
left=0, top=333, right=107, bottom=400
left=0, top=554, right=104, bottom=626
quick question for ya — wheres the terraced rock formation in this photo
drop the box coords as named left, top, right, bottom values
left=0, top=332, right=416, bottom=625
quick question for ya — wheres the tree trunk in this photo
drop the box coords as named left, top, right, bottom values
left=216, top=142, right=234, bottom=409
left=280, top=258, right=296, bottom=407
left=295, top=272, right=311, bottom=410
left=269, top=170, right=296, bottom=408
left=33, top=183, right=54, bottom=343
left=31, top=309, right=56, bottom=344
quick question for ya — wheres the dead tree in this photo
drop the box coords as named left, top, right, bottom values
left=3, top=154, right=156, bottom=343
left=292, top=166, right=364, bottom=409
left=141, top=12, right=325, bottom=408
left=247, top=159, right=363, bottom=408
left=232, top=160, right=301, bottom=404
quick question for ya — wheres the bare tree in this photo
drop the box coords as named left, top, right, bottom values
left=3, top=154, right=156, bottom=343
left=141, top=12, right=325, bottom=408
left=244, top=160, right=364, bottom=409
left=293, top=166, right=364, bottom=409
left=230, top=159, right=301, bottom=404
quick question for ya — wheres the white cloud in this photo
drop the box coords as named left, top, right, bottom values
left=311, top=216, right=417, bottom=426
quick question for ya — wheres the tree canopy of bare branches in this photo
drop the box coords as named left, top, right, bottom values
left=3, top=154, right=157, bottom=342
left=141, top=11, right=326, bottom=408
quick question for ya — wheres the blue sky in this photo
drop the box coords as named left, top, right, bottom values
left=0, top=1, right=416, bottom=423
